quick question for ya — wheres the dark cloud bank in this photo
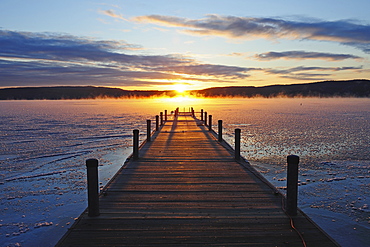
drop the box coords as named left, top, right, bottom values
left=254, top=51, right=361, bottom=61
left=0, top=14, right=368, bottom=88
left=135, top=14, right=370, bottom=53
left=0, top=30, right=252, bottom=87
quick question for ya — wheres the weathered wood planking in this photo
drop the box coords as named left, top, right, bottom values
left=57, top=114, right=338, bottom=246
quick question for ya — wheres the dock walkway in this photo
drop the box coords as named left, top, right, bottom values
left=57, top=113, right=338, bottom=246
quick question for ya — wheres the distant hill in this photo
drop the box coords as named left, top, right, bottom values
left=0, top=86, right=176, bottom=100
left=191, top=79, right=370, bottom=97
left=0, top=80, right=369, bottom=100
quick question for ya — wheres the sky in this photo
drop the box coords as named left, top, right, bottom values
left=1, top=0, right=370, bottom=90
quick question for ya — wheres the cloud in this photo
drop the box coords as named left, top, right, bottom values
left=0, top=30, right=143, bottom=59
left=1, top=29, right=365, bottom=88
left=267, top=65, right=363, bottom=73
left=254, top=51, right=362, bottom=61
left=157, top=64, right=257, bottom=79
left=265, top=65, right=363, bottom=80
left=134, top=15, right=189, bottom=27
left=134, top=14, right=370, bottom=52
left=99, top=9, right=128, bottom=21
left=0, top=30, right=255, bottom=87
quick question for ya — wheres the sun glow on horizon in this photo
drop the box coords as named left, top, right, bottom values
left=171, top=83, right=188, bottom=93
left=153, top=95, right=207, bottom=104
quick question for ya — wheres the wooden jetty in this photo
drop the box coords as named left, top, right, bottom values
left=57, top=109, right=338, bottom=246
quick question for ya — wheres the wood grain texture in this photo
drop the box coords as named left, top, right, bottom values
left=57, top=114, right=338, bottom=246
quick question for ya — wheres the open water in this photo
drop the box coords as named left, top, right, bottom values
left=0, top=97, right=369, bottom=246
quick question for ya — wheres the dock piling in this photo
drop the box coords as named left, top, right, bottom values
left=86, top=158, right=100, bottom=217
left=209, top=115, right=212, bottom=131
left=204, top=112, right=208, bottom=126
left=155, top=115, right=159, bottom=131
left=160, top=112, right=163, bottom=126
left=218, top=120, right=223, bottom=142
left=286, top=155, right=299, bottom=216
left=235, top=128, right=241, bottom=160
left=146, top=120, right=151, bottom=142
left=201, top=109, right=204, bottom=121
left=133, top=129, right=139, bottom=160
left=164, top=110, right=167, bottom=121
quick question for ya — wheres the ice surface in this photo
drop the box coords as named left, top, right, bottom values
left=0, top=98, right=369, bottom=246
left=0, top=100, right=158, bottom=246
left=206, top=97, right=370, bottom=247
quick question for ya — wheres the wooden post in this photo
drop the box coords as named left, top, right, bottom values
left=164, top=110, right=167, bottom=121
left=146, top=119, right=151, bottom=142
left=204, top=112, right=208, bottom=126
left=191, top=108, right=195, bottom=117
left=160, top=112, right=163, bottom=126
left=155, top=115, right=159, bottom=131
left=235, top=128, right=241, bottom=160
left=201, top=109, right=204, bottom=121
left=133, top=129, right=139, bottom=160
left=218, top=120, right=223, bottom=142
left=208, top=115, right=212, bottom=131
left=86, top=158, right=100, bottom=217
left=286, top=155, right=299, bottom=216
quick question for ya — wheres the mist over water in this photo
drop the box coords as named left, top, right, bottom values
left=0, top=98, right=369, bottom=246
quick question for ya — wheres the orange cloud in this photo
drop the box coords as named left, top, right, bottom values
left=99, top=9, right=128, bottom=21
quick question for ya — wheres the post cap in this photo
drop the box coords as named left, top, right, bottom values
left=287, top=155, right=299, bottom=164
left=86, top=158, right=98, bottom=167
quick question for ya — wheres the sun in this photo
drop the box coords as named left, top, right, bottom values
left=172, top=84, right=188, bottom=93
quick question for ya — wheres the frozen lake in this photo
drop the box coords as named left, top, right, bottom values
left=0, top=97, right=369, bottom=246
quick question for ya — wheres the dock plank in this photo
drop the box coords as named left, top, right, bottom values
left=57, top=114, right=338, bottom=246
